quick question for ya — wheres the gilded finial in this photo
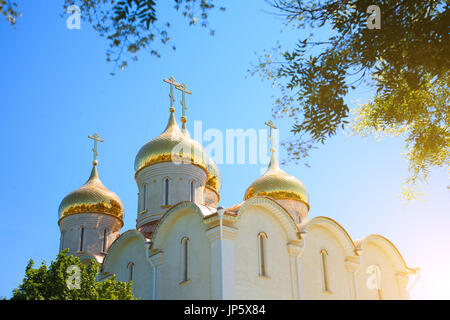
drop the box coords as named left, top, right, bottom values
left=163, top=76, right=181, bottom=112
left=88, top=133, right=104, bottom=165
left=175, top=83, right=192, bottom=124
left=265, top=120, right=278, bottom=154
left=264, top=120, right=279, bottom=171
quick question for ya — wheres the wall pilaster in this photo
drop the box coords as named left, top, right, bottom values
left=207, top=223, right=238, bottom=299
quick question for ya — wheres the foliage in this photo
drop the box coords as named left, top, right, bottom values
left=0, top=0, right=20, bottom=25
left=11, top=249, right=135, bottom=300
left=63, top=0, right=225, bottom=74
left=251, top=0, right=449, bottom=197
left=2, top=1, right=225, bottom=74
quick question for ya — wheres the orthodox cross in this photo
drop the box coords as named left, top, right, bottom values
left=175, top=83, right=192, bottom=121
left=264, top=120, right=277, bottom=153
left=163, top=77, right=181, bottom=111
left=88, top=133, right=104, bottom=162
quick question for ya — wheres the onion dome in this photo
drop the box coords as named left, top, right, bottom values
left=180, top=116, right=222, bottom=194
left=58, top=161, right=124, bottom=222
left=206, top=160, right=222, bottom=194
left=244, top=150, right=309, bottom=208
left=134, top=109, right=222, bottom=193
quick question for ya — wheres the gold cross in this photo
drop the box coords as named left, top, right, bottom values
left=265, top=120, right=278, bottom=153
left=88, top=133, right=104, bottom=162
left=175, top=83, right=192, bottom=120
left=163, top=77, right=181, bottom=111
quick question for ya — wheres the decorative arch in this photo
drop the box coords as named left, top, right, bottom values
left=356, top=234, right=409, bottom=272
left=102, top=229, right=149, bottom=272
left=151, top=201, right=207, bottom=249
left=235, top=196, right=300, bottom=240
left=303, top=216, right=357, bottom=257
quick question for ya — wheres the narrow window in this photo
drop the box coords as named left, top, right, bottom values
left=79, top=227, right=85, bottom=252
left=128, top=262, right=135, bottom=282
left=320, top=249, right=330, bottom=292
left=258, top=232, right=268, bottom=277
left=60, top=231, right=65, bottom=251
left=142, top=183, right=147, bottom=210
left=181, top=237, right=190, bottom=282
left=102, top=229, right=107, bottom=253
left=164, top=178, right=169, bottom=206
left=373, top=265, right=383, bottom=300
left=377, top=277, right=382, bottom=300
left=190, top=181, right=195, bottom=202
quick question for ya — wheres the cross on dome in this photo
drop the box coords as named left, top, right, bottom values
left=88, top=133, right=104, bottom=165
left=163, top=76, right=181, bottom=112
left=264, top=120, right=277, bottom=154
left=175, top=83, right=192, bottom=123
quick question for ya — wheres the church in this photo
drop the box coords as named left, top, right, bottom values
left=57, top=78, right=417, bottom=300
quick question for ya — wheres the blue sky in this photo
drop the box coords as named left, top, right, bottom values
left=0, top=0, right=448, bottom=299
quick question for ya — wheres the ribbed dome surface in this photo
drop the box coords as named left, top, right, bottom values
left=58, top=164, right=124, bottom=221
left=244, top=154, right=309, bottom=206
left=134, top=111, right=222, bottom=192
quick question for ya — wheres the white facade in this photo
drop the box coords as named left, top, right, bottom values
left=59, top=102, right=417, bottom=300
left=97, top=194, right=416, bottom=300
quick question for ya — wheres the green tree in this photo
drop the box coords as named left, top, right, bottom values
left=2, top=0, right=225, bottom=74
left=251, top=0, right=449, bottom=199
left=11, top=249, right=135, bottom=300
left=0, top=0, right=20, bottom=25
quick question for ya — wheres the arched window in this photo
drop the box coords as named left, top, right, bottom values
left=142, top=183, right=147, bottom=210
left=102, top=229, right=108, bottom=253
left=181, top=237, right=190, bottom=282
left=190, top=180, right=195, bottom=202
left=164, top=178, right=169, bottom=206
left=127, top=262, right=135, bottom=282
left=60, top=231, right=65, bottom=251
left=375, top=266, right=382, bottom=300
left=258, top=232, right=268, bottom=277
left=320, top=249, right=330, bottom=293
left=367, top=265, right=383, bottom=300
left=79, top=227, right=85, bottom=252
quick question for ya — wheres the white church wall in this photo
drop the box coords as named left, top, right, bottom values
left=155, top=207, right=212, bottom=299
left=102, top=231, right=153, bottom=299
left=233, top=205, right=293, bottom=299
left=356, top=235, right=408, bottom=300
left=299, top=222, right=354, bottom=299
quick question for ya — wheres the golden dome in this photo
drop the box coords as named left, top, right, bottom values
left=206, top=160, right=222, bottom=193
left=244, top=153, right=309, bottom=207
left=58, top=163, right=124, bottom=222
left=134, top=110, right=222, bottom=192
